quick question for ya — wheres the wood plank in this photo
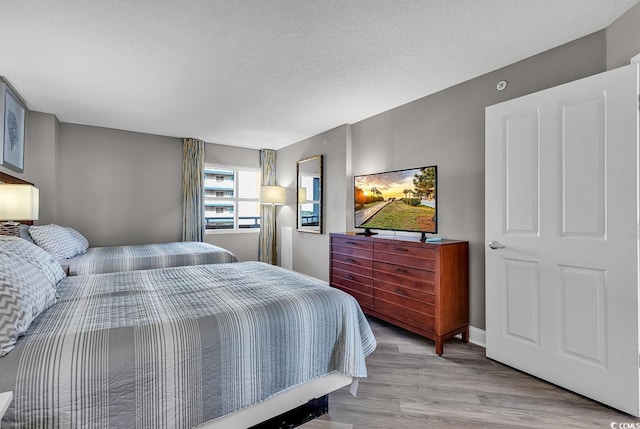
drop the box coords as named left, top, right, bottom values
left=302, top=317, right=640, bottom=429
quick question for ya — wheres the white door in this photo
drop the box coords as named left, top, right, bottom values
left=485, top=63, right=640, bottom=415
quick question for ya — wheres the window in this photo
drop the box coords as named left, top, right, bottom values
left=204, top=166, right=261, bottom=231
left=300, top=174, right=321, bottom=227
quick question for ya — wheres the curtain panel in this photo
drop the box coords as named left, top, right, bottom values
left=258, top=149, right=277, bottom=264
left=182, top=138, right=205, bottom=242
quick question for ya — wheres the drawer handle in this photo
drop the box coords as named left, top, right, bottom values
left=396, top=288, right=407, bottom=296
left=344, top=275, right=355, bottom=281
left=394, top=268, right=408, bottom=274
left=345, top=241, right=359, bottom=245
left=345, top=258, right=356, bottom=264
left=394, top=247, right=409, bottom=252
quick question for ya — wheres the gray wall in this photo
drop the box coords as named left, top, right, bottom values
left=606, top=1, right=640, bottom=70
left=204, top=142, right=261, bottom=262
left=56, top=124, right=183, bottom=246
left=276, top=125, right=350, bottom=281
left=277, top=30, right=608, bottom=330
left=352, top=31, right=607, bottom=330
left=4, top=113, right=262, bottom=259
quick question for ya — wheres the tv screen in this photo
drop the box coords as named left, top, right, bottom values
left=354, top=166, right=437, bottom=235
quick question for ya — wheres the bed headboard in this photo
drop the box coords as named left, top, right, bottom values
left=0, top=171, right=35, bottom=225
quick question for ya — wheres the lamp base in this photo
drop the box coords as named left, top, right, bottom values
left=0, top=221, right=20, bottom=237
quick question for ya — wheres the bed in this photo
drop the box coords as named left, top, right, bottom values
left=3, top=172, right=238, bottom=275
left=0, top=237, right=376, bottom=428
left=20, top=223, right=238, bottom=275
left=62, top=241, right=239, bottom=275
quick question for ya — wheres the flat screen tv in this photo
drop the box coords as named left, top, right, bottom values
left=354, top=165, right=437, bottom=241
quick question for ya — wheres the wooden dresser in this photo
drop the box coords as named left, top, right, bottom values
left=330, top=233, right=469, bottom=355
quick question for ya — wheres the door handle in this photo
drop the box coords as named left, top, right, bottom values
left=488, top=241, right=505, bottom=250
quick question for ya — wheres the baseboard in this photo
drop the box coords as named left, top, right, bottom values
left=454, top=326, right=485, bottom=348
left=468, top=326, right=486, bottom=348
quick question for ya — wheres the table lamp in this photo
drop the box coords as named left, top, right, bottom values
left=0, top=184, right=39, bottom=236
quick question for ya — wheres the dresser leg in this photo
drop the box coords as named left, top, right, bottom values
left=462, top=325, right=469, bottom=343
left=435, top=337, right=444, bottom=355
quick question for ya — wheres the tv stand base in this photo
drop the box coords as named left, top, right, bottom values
left=356, top=228, right=378, bottom=236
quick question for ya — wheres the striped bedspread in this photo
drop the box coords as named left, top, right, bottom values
left=0, top=262, right=376, bottom=429
left=64, top=241, right=238, bottom=275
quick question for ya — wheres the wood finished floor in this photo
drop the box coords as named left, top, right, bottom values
left=301, top=316, right=640, bottom=429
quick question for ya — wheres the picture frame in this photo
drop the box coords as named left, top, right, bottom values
left=0, top=80, right=26, bottom=173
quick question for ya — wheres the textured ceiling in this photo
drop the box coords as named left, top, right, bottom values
left=0, top=0, right=637, bottom=149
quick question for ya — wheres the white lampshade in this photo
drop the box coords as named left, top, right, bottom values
left=0, top=184, right=39, bottom=220
left=260, top=186, right=286, bottom=205
left=297, top=187, right=307, bottom=204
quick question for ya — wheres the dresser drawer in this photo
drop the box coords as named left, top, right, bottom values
left=332, top=266, right=372, bottom=285
left=333, top=260, right=372, bottom=277
left=374, top=279, right=435, bottom=305
left=374, top=261, right=435, bottom=294
left=333, top=285, right=373, bottom=307
left=374, top=243, right=435, bottom=270
left=332, top=253, right=373, bottom=272
left=332, top=244, right=373, bottom=260
left=331, top=271, right=373, bottom=306
left=374, top=242, right=436, bottom=259
left=374, top=297, right=435, bottom=333
left=374, top=288, right=435, bottom=315
left=332, top=236, right=374, bottom=250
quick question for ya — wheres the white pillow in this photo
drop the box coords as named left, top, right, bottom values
left=0, top=236, right=66, bottom=286
left=29, top=224, right=79, bottom=260
left=64, top=226, right=89, bottom=255
left=0, top=252, right=57, bottom=356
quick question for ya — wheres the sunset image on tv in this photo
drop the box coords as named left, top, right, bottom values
left=354, top=166, right=436, bottom=233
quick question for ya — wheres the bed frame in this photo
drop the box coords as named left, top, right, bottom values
left=0, top=171, right=31, bottom=185
left=202, top=372, right=352, bottom=428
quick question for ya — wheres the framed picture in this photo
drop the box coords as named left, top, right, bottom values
left=0, top=80, right=26, bottom=173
